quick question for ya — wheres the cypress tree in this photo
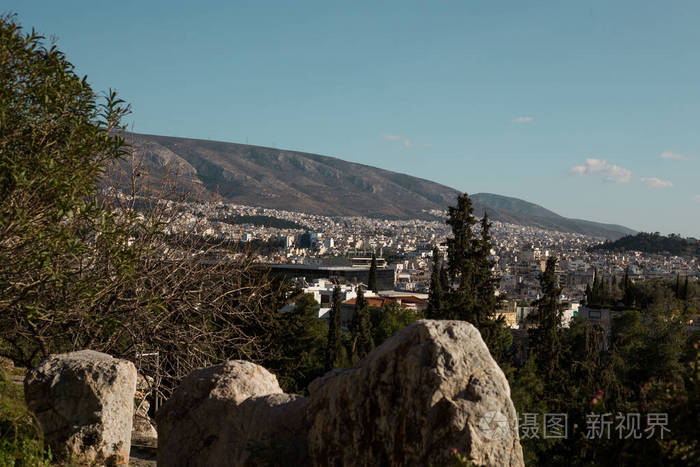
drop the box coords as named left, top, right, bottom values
left=350, top=285, right=373, bottom=359
left=325, top=286, right=343, bottom=370
left=474, top=213, right=498, bottom=327
left=444, top=193, right=478, bottom=321
left=529, top=256, right=564, bottom=382
left=585, top=283, right=592, bottom=305
left=623, top=266, right=633, bottom=308
left=591, top=268, right=601, bottom=306
left=427, top=246, right=445, bottom=319
left=368, top=253, right=378, bottom=293
left=682, top=276, right=689, bottom=300
left=357, top=303, right=374, bottom=359
left=442, top=196, right=512, bottom=367
left=600, top=274, right=608, bottom=305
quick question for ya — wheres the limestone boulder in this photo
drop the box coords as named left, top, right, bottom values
left=24, top=350, right=137, bottom=465
left=157, top=360, right=309, bottom=467
left=306, top=320, right=524, bottom=466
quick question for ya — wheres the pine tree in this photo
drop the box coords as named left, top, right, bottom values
left=325, top=286, right=343, bottom=370
left=368, top=253, right=378, bottom=293
left=427, top=246, right=445, bottom=319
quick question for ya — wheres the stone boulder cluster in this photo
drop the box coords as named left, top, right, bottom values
left=24, top=320, right=524, bottom=466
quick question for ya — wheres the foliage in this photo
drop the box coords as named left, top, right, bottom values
left=590, top=232, right=700, bottom=258
left=349, top=286, right=374, bottom=363
left=426, top=246, right=445, bottom=319
left=0, top=369, right=51, bottom=465
left=513, top=273, right=699, bottom=466
left=528, top=257, right=564, bottom=381
left=369, top=303, right=422, bottom=347
left=325, top=286, right=344, bottom=371
left=0, top=16, right=282, bottom=402
left=264, top=293, right=327, bottom=394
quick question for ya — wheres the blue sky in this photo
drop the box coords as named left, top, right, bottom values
left=7, top=1, right=700, bottom=236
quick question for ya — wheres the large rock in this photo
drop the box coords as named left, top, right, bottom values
left=157, top=360, right=309, bottom=467
left=24, top=350, right=137, bottom=465
left=306, top=320, right=524, bottom=466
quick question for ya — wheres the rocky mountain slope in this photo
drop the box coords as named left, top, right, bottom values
left=113, top=132, right=635, bottom=239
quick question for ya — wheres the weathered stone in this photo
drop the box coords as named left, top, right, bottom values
left=24, top=350, right=137, bottom=465
left=306, top=320, right=524, bottom=466
left=132, top=374, right=158, bottom=446
left=157, top=360, right=308, bottom=467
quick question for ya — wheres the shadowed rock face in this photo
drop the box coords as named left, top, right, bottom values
left=306, top=320, right=524, bottom=466
left=24, top=350, right=137, bottom=466
left=156, top=360, right=309, bottom=467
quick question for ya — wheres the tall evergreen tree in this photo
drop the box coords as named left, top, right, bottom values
left=623, top=266, right=634, bottom=308
left=368, top=253, right=378, bottom=293
left=444, top=193, right=478, bottom=321
left=427, top=246, right=445, bottom=319
left=528, top=256, right=564, bottom=382
left=585, top=283, right=592, bottom=305
left=474, top=213, right=498, bottom=327
left=350, top=285, right=373, bottom=359
left=325, top=286, right=343, bottom=370
left=441, top=195, right=512, bottom=367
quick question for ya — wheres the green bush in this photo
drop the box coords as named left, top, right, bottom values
left=0, top=369, right=51, bottom=466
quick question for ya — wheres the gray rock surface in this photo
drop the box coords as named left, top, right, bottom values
left=156, top=360, right=308, bottom=467
left=306, top=320, right=524, bottom=466
left=24, top=350, right=137, bottom=465
left=132, top=374, right=157, bottom=446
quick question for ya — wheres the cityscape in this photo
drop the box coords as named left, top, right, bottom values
left=3, top=2, right=700, bottom=466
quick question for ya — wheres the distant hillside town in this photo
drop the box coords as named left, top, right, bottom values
left=107, top=189, right=699, bottom=334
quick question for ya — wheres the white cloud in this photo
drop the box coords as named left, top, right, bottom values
left=512, top=116, right=534, bottom=123
left=641, top=177, right=673, bottom=188
left=382, top=133, right=421, bottom=149
left=570, top=158, right=632, bottom=183
left=382, top=134, right=401, bottom=141
left=660, top=151, right=687, bottom=160
left=423, top=142, right=432, bottom=147
left=694, top=195, right=700, bottom=203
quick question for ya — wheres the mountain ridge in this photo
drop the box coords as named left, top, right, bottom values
left=113, top=132, right=635, bottom=239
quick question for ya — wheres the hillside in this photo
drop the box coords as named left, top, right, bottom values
left=471, top=193, right=636, bottom=239
left=589, top=232, right=700, bottom=257
left=111, top=132, right=635, bottom=239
